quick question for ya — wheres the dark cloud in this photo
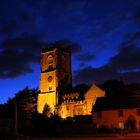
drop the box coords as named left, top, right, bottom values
left=0, top=35, right=44, bottom=79
left=0, top=0, right=139, bottom=83
left=74, top=33, right=140, bottom=85
left=0, top=49, right=34, bottom=79
left=0, top=20, right=18, bottom=36
left=54, top=40, right=82, bottom=54
left=73, top=66, right=119, bottom=85
left=133, top=6, right=140, bottom=26
left=122, top=71, right=140, bottom=83
left=110, top=45, right=140, bottom=71
left=0, top=37, right=81, bottom=79
left=21, top=12, right=33, bottom=23
left=121, top=31, right=140, bottom=47
left=111, top=31, right=140, bottom=71
left=54, top=0, right=80, bottom=12
left=2, top=35, right=44, bottom=54
left=74, top=65, right=140, bottom=85
left=75, top=53, right=96, bottom=62
left=86, top=11, right=127, bottom=40
left=83, top=0, right=131, bottom=40
left=78, top=63, right=86, bottom=68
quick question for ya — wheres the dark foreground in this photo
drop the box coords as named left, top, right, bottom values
left=5, top=133, right=140, bottom=140
left=6, top=134, right=140, bottom=140
left=16, top=136, right=140, bottom=140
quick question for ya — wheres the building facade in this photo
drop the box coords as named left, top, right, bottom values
left=93, top=108, right=140, bottom=130
left=93, top=96, right=140, bottom=130
left=37, top=44, right=105, bottom=118
left=59, top=84, right=105, bottom=118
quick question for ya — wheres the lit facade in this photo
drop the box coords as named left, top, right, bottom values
left=37, top=44, right=105, bottom=118
left=93, top=108, right=140, bottom=130
left=93, top=96, right=140, bottom=129
left=58, top=84, right=105, bottom=118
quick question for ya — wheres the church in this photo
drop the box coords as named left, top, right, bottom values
left=37, top=43, right=105, bottom=118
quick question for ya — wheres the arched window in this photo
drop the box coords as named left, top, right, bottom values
left=48, top=54, right=53, bottom=64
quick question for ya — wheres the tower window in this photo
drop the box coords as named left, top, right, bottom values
left=118, top=110, right=123, bottom=117
left=48, top=76, right=53, bottom=82
left=48, top=65, right=53, bottom=70
left=97, top=112, right=102, bottom=118
left=137, top=109, right=140, bottom=116
left=48, top=54, right=53, bottom=64
left=49, top=87, right=52, bottom=90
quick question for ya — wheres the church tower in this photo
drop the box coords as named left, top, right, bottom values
left=37, top=44, right=72, bottom=114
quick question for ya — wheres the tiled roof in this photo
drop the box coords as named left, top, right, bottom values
left=93, top=95, right=140, bottom=112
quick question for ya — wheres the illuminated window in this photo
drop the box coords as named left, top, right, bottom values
left=97, top=112, right=102, bottom=118
left=66, top=106, right=69, bottom=110
left=48, top=54, right=53, bottom=64
left=48, top=76, right=53, bottom=82
left=118, top=122, right=124, bottom=129
left=118, top=110, right=123, bottom=117
left=48, top=65, right=53, bottom=70
left=137, top=109, right=140, bottom=116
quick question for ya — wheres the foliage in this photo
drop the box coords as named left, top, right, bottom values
left=99, top=80, right=125, bottom=97
left=42, top=104, right=52, bottom=117
left=0, top=86, right=39, bottom=134
left=31, top=113, right=62, bottom=136
left=73, top=83, right=90, bottom=94
left=125, top=115, right=136, bottom=130
left=1, top=80, right=140, bottom=136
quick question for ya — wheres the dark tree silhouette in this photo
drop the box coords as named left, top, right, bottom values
left=99, top=80, right=125, bottom=97
left=0, top=86, right=39, bottom=134
left=125, top=115, right=136, bottom=130
left=42, top=104, right=52, bottom=117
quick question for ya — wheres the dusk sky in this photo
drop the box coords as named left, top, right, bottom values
left=0, top=0, right=140, bottom=103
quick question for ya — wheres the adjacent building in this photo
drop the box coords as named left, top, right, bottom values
left=93, top=96, right=140, bottom=130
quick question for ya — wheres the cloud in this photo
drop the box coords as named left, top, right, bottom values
left=0, top=20, right=18, bottom=36
left=133, top=6, right=140, bottom=26
left=0, top=0, right=139, bottom=83
left=74, top=33, right=140, bottom=85
left=2, top=35, right=43, bottom=54
left=0, top=49, right=34, bottom=79
left=21, top=13, right=31, bottom=22
left=0, top=35, right=44, bottom=79
left=122, top=71, right=140, bottom=83
left=86, top=11, right=127, bottom=40
left=73, top=65, right=140, bottom=85
left=75, top=53, right=96, bottom=62
left=0, top=37, right=81, bottom=79
left=54, top=40, right=82, bottom=54
left=73, top=66, right=118, bottom=85
left=110, top=45, right=140, bottom=71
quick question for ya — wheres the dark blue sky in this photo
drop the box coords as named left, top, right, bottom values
left=0, top=0, right=140, bottom=103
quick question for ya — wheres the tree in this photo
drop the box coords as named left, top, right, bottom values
left=0, top=86, right=39, bottom=134
left=99, top=80, right=125, bottom=97
left=43, top=104, right=52, bottom=117
left=125, top=115, right=136, bottom=130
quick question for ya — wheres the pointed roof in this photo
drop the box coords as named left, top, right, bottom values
left=85, top=83, right=105, bottom=99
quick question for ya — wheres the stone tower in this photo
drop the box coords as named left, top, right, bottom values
left=37, top=44, right=72, bottom=114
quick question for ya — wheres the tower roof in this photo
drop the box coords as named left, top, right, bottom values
left=42, top=43, right=71, bottom=53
